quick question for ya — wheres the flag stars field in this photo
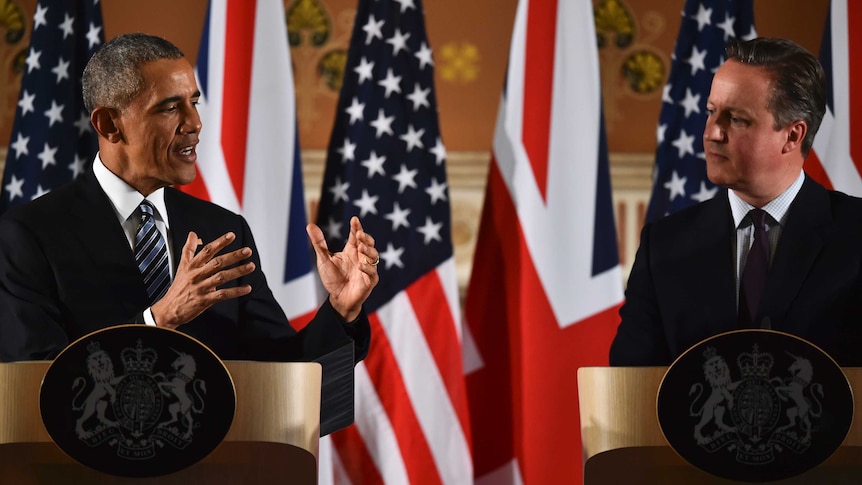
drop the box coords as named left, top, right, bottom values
left=646, top=0, right=755, bottom=220
left=1, top=0, right=103, bottom=212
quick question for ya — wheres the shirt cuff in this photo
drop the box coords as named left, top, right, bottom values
left=143, top=307, right=157, bottom=327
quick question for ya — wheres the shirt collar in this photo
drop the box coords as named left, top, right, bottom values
left=92, top=153, right=170, bottom=227
left=728, top=171, right=805, bottom=228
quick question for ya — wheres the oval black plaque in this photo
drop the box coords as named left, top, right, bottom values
left=658, top=329, right=853, bottom=482
left=41, top=325, right=236, bottom=477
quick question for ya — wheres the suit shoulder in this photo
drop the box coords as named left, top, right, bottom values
left=827, top=190, right=862, bottom=220
left=166, top=188, right=242, bottom=219
left=0, top=177, right=83, bottom=225
left=646, top=196, right=725, bottom=234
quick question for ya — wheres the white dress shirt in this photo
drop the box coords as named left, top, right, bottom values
left=92, top=154, right=174, bottom=325
left=728, top=170, right=805, bottom=307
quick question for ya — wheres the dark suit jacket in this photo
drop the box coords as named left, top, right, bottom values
left=610, top=176, right=862, bottom=367
left=0, top=170, right=370, bottom=363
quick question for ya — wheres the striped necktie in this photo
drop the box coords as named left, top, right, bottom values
left=135, top=200, right=170, bottom=305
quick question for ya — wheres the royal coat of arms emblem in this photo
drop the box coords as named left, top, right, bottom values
left=41, top=325, right=235, bottom=477
left=658, top=330, right=852, bottom=482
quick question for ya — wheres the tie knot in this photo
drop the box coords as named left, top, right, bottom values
left=748, top=208, right=767, bottom=228
left=139, top=200, right=156, bottom=220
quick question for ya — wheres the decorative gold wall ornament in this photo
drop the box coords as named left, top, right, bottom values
left=439, top=42, right=478, bottom=84
left=1, top=0, right=25, bottom=44
left=286, top=0, right=331, bottom=47
left=622, top=49, right=664, bottom=94
left=317, top=48, right=347, bottom=91
left=595, top=0, right=635, bottom=49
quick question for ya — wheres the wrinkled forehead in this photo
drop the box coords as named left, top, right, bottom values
left=135, top=58, right=199, bottom=103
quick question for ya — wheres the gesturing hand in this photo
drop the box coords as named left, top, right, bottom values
left=307, top=216, right=380, bottom=322
left=151, top=231, right=255, bottom=329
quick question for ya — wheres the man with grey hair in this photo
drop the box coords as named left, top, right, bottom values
left=0, top=33, right=377, bottom=364
left=610, top=37, right=862, bottom=367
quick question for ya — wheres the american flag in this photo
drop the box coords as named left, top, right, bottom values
left=315, top=0, right=472, bottom=483
left=464, top=0, right=623, bottom=483
left=805, top=0, right=862, bottom=195
left=646, top=0, right=755, bottom=221
left=1, top=0, right=103, bottom=213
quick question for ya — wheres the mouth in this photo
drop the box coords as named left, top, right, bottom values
left=175, top=141, right=198, bottom=162
left=705, top=150, right=727, bottom=161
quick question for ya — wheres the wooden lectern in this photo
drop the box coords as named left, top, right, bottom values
left=0, top=361, right=321, bottom=484
left=579, top=367, right=862, bottom=484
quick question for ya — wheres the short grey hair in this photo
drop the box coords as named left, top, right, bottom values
left=725, top=38, right=826, bottom=157
left=82, top=33, right=185, bottom=113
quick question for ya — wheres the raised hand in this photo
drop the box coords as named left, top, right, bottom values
left=151, top=231, right=255, bottom=329
left=307, top=216, right=379, bottom=322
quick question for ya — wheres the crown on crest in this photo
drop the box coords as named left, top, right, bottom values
left=121, top=339, right=157, bottom=374
left=702, top=347, right=718, bottom=361
left=86, top=340, right=102, bottom=355
left=737, top=344, right=773, bottom=379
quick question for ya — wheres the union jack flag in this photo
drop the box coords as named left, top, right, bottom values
left=185, top=0, right=318, bottom=325
left=805, top=0, right=862, bottom=194
left=1, top=0, right=103, bottom=213
left=464, top=0, right=624, bottom=483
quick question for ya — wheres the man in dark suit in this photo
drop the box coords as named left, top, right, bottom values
left=0, top=33, right=377, bottom=364
left=610, top=38, right=862, bottom=367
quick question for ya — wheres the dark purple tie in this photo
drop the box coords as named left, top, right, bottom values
left=739, top=208, right=769, bottom=327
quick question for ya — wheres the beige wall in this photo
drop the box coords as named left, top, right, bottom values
left=0, top=0, right=830, bottom=287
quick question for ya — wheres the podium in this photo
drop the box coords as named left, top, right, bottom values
left=579, top=367, right=862, bottom=484
left=0, top=360, right=321, bottom=484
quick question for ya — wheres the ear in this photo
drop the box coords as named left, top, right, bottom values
left=90, top=107, right=124, bottom=144
left=782, top=120, right=807, bottom=154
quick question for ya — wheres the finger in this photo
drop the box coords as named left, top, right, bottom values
left=204, top=247, right=253, bottom=276
left=360, top=243, right=379, bottom=265
left=205, top=261, right=256, bottom=289
left=206, top=284, right=253, bottom=302
left=306, top=223, right=331, bottom=260
left=359, top=231, right=376, bottom=248
left=180, top=231, right=202, bottom=266
left=346, top=216, right=362, bottom=248
left=194, top=232, right=237, bottom=264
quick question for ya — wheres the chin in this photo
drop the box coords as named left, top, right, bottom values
left=175, top=170, right=198, bottom=186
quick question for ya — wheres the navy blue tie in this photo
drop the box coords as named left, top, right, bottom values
left=135, top=201, right=170, bottom=305
left=739, top=208, right=769, bottom=327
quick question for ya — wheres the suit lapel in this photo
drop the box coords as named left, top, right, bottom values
left=68, top=170, right=150, bottom=310
left=165, top=188, right=194, bottom=273
left=689, top=195, right=739, bottom=332
left=760, top=177, right=828, bottom=328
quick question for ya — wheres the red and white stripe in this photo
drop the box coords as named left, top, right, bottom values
left=805, top=0, right=862, bottom=195
left=465, top=0, right=624, bottom=483
left=187, top=0, right=318, bottom=322
left=333, top=258, right=473, bottom=485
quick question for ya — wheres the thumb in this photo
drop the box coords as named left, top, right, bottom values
left=181, top=231, right=202, bottom=265
left=306, top=224, right=330, bottom=262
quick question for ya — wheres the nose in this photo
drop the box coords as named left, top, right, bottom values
left=179, top=104, right=202, bottom=134
left=703, top=115, right=724, bottom=143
